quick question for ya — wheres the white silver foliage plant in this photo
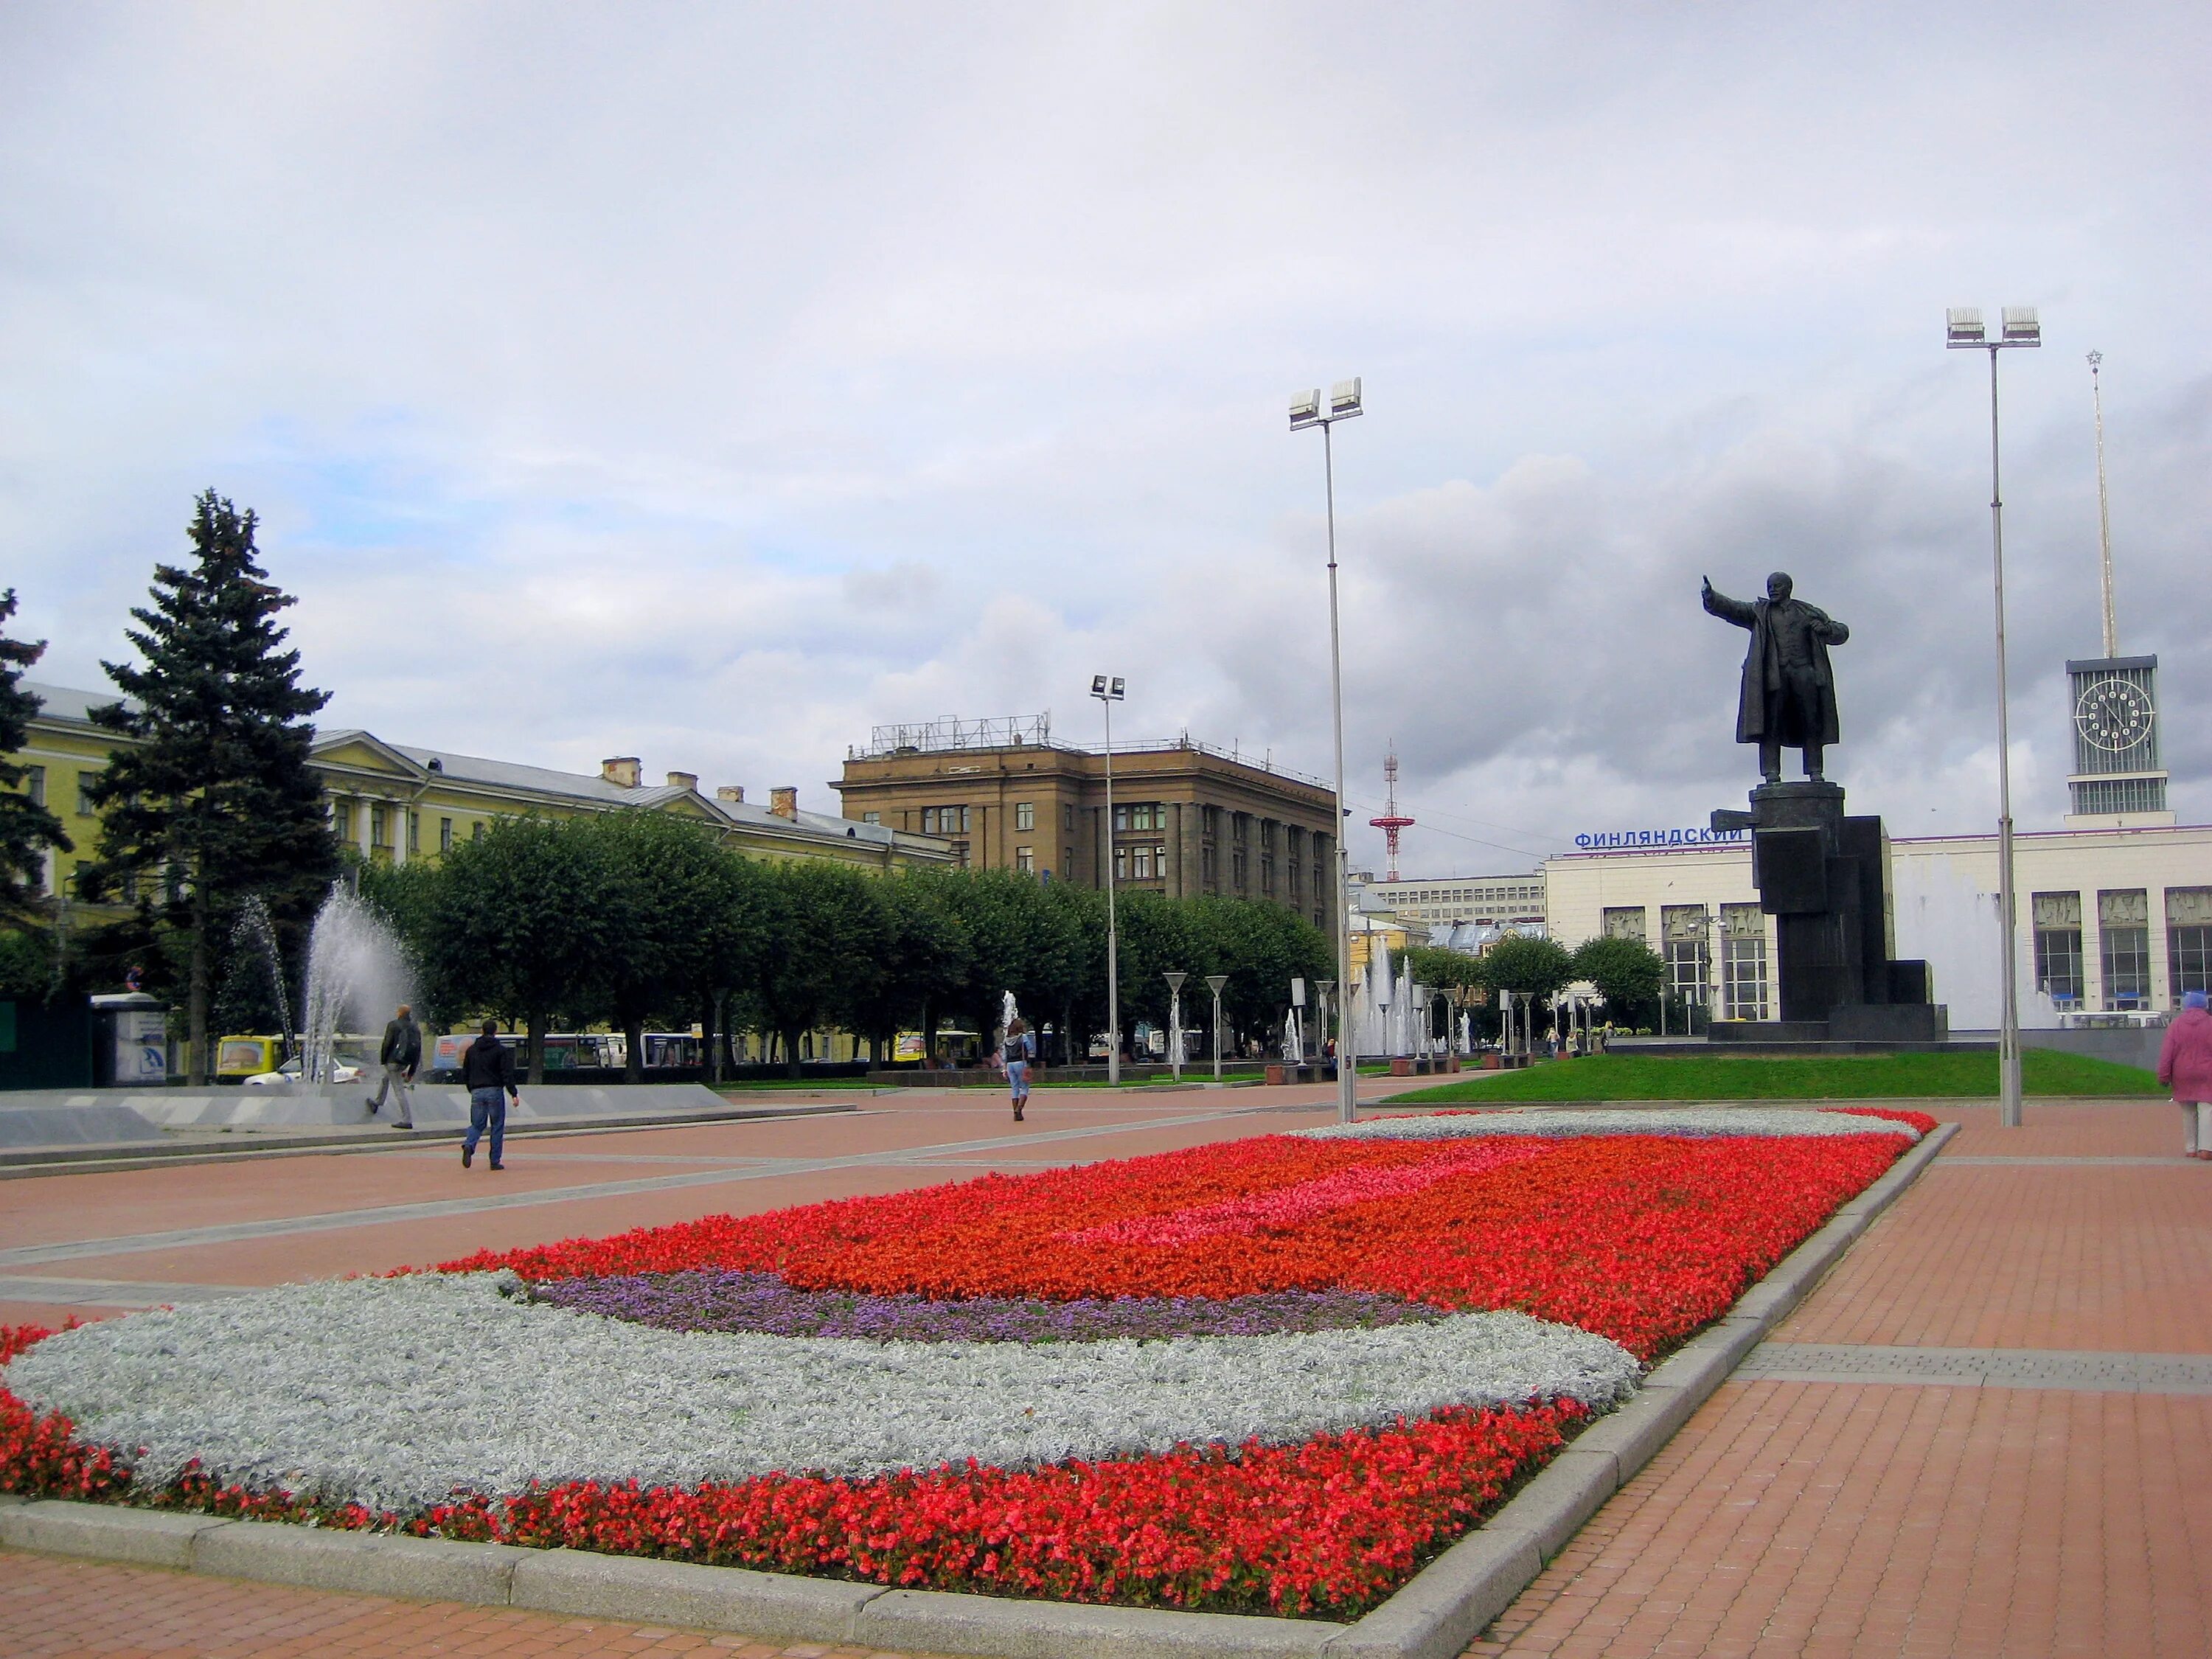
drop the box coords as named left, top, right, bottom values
left=1, top=1271, right=1639, bottom=1513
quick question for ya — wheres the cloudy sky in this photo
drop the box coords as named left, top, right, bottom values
left=4, top=2, right=2207, bottom=876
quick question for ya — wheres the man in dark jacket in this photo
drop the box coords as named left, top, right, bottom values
left=366, top=1004, right=421, bottom=1129
left=460, top=1019, right=521, bottom=1170
left=1702, top=571, right=1851, bottom=783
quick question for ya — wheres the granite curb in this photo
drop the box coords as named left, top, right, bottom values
left=0, top=1121, right=1957, bottom=1658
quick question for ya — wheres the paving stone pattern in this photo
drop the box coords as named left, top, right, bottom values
left=0, top=1549, right=954, bottom=1658
left=1464, top=1101, right=2212, bottom=1658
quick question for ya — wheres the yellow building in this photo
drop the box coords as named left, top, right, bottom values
left=13, top=681, right=952, bottom=914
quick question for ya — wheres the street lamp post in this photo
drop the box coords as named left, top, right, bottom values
left=1164, top=971, right=1186, bottom=1083
left=1091, top=675, right=1127, bottom=1086
left=1290, top=378, right=1363, bottom=1124
left=1948, top=306, right=2040, bottom=1130
left=1206, top=973, right=1228, bottom=1082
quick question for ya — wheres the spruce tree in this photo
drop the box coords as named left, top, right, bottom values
left=80, top=493, right=340, bottom=1082
left=0, top=588, right=73, bottom=924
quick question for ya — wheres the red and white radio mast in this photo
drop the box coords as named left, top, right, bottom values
left=1368, top=747, right=1415, bottom=882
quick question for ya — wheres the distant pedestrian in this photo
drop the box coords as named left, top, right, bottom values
left=366, top=1004, right=421, bottom=1129
left=1002, top=1018, right=1034, bottom=1121
left=2157, top=990, right=2212, bottom=1160
left=460, top=1019, right=521, bottom=1170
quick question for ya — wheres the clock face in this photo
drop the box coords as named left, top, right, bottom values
left=2075, top=678, right=2154, bottom=754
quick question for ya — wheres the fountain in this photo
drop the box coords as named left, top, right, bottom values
left=229, top=894, right=295, bottom=1059
left=298, top=883, right=419, bottom=1085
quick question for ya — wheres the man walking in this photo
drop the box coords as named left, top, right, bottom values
left=366, top=1004, right=421, bottom=1130
left=460, top=1019, right=521, bottom=1170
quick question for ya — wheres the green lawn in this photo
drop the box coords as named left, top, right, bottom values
left=1385, top=1048, right=2164, bottom=1104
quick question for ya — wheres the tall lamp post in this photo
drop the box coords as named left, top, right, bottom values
left=1164, top=971, right=1186, bottom=1083
left=1290, top=377, right=1363, bottom=1123
left=1317, top=979, right=1336, bottom=1077
left=1091, top=675, right=1127, bottom=1085
left=1948, top=306, right=2040, bottom=1130
left=1206, top=973, right=1228, bottom=1082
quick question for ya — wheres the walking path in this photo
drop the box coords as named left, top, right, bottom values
left=3, top=1092, right=2203, bottom=1657
left=1464, top=1099, right=2211, bottom=1658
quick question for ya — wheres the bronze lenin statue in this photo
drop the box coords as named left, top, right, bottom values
left=1702, top=571, right=1849, bottom=784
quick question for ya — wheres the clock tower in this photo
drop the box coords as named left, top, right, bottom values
left=2064, top=357, right=2172, bottom=829
left=2065, top=655, right=2171, bottom=827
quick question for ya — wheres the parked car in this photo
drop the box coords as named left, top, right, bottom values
left=243, top=1055, right=366, bottom=1087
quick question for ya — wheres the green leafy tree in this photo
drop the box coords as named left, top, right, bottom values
left=1478, top=933, right=1577, bottom=1029
left=1571, top=934, right=1667, bottom=1026
left=79, top=495, right=340, bottom=1082
left=1187, top=897, right=1330, bottom=1054
left=843, top=872, right=970, bottom=1067
left=420, top=815, right=611, bottom=1082
left=922, top=869, right=1086, bottom=1061
left=580, top=813, right=773, bottom=1081
left=0, top=588, right=72, bottom=925
left=755, top=859, right=885, bottom=1077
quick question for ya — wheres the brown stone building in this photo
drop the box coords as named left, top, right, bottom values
left=832, top=715, right=1340, bottom=939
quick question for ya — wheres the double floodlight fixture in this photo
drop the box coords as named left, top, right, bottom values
left=1947, top=306, right=2041, bottom=349
left=1289, top=378, right=1363, bottom=431
left=1090, top=675, right=1124, bottom=700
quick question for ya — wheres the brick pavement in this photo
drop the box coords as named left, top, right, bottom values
left=1464, top=1101, right=2212, bottom=1658
left=0, top=1549, right=954, bottom=1658
left=9, top=1091, right=2203, bottom=1657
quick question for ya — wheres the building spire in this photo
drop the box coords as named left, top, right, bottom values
left=2088, top=351, right=2118, bottom=658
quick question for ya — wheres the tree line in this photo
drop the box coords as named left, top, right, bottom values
left=1402, top=932, right=1670, bottom=1036
left=365, top=810, right=1335, bottom=1081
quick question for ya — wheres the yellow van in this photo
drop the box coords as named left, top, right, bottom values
left=215, top=1034, right=285, bottom=1083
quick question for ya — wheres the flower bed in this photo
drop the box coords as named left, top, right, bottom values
left=0, top=1106, right=1932, bottom=1619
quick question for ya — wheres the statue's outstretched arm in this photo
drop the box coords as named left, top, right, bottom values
left=1701, top=577, right=1755, bottom=627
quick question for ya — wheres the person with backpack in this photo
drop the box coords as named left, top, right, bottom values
left=1002, top=1017, right=1035, bottom=1121
left=460, top=1019, right=521, bottom=1170
left=365, top=1003, right=421, bottom=1129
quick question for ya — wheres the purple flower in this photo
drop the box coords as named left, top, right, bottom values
left=530, top=1273, right=1446, bottom=1344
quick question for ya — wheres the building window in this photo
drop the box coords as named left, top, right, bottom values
left=1064, top=804, right=1075, bottom=830
left=1063, top=845, right=1074, bottom=876
left=1202, top=846, right=1217, bottom=884
left=1113, top=802, right=1159, bottom=832
left=1114, top=846, right=1128, bottom=881
left=439, top=817, right=453, bottom=854
left=922, top=805, right=970, bottom=836
left=860, top=810, right=881, bottom=825
left=369, top=804, right=392, bottom=852
left=1720, top=903, right=1767, bottom=1020
left=334, top=803, right=353, bottom=844
left=406, top=810, right=420, bottom=855
left=1015, top=801, right=1034, bottom=832
left=1602, top=906, right=1648, bottom=943
left=472, top=821, right=486, bottom=841
left=1132, top=845, right=1153, bottom=879
left=1260, top=855, right=1274, bottom=894
left=1288, top=861, right=1301, bottom=901
left=2098, top=888, right=2151, bottom=1009
left=1015, top=845, right=1034, bottom=874
left=2074, top=776, right=2167, bottom=815
left=2167, top=888, right=2212, bottom=1005
left=951, top=841, right=970, bottom=868
left=1662, top=905, right=1710, bottom=1007
left=77, top=773, right=97, bottom=815
left=24, top=765, right=44, bottom=807
left=1231, top=850, right=1248, bottom=889
left=2032, top=891, right=2084, bottom=1007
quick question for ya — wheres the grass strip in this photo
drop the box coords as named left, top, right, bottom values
left=1386, top=1048, right=2162, bottom=1104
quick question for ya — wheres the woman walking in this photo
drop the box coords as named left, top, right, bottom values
left=2157, top=989, right=2212, bottom=1159
left=1002, top=1017, right=1035, bottom=1121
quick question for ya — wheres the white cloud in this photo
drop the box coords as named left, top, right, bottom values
left=3, top=1, right=2208, bottom=869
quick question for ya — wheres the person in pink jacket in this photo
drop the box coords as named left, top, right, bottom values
left=2156, top=990, right=2212, bottom=1158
